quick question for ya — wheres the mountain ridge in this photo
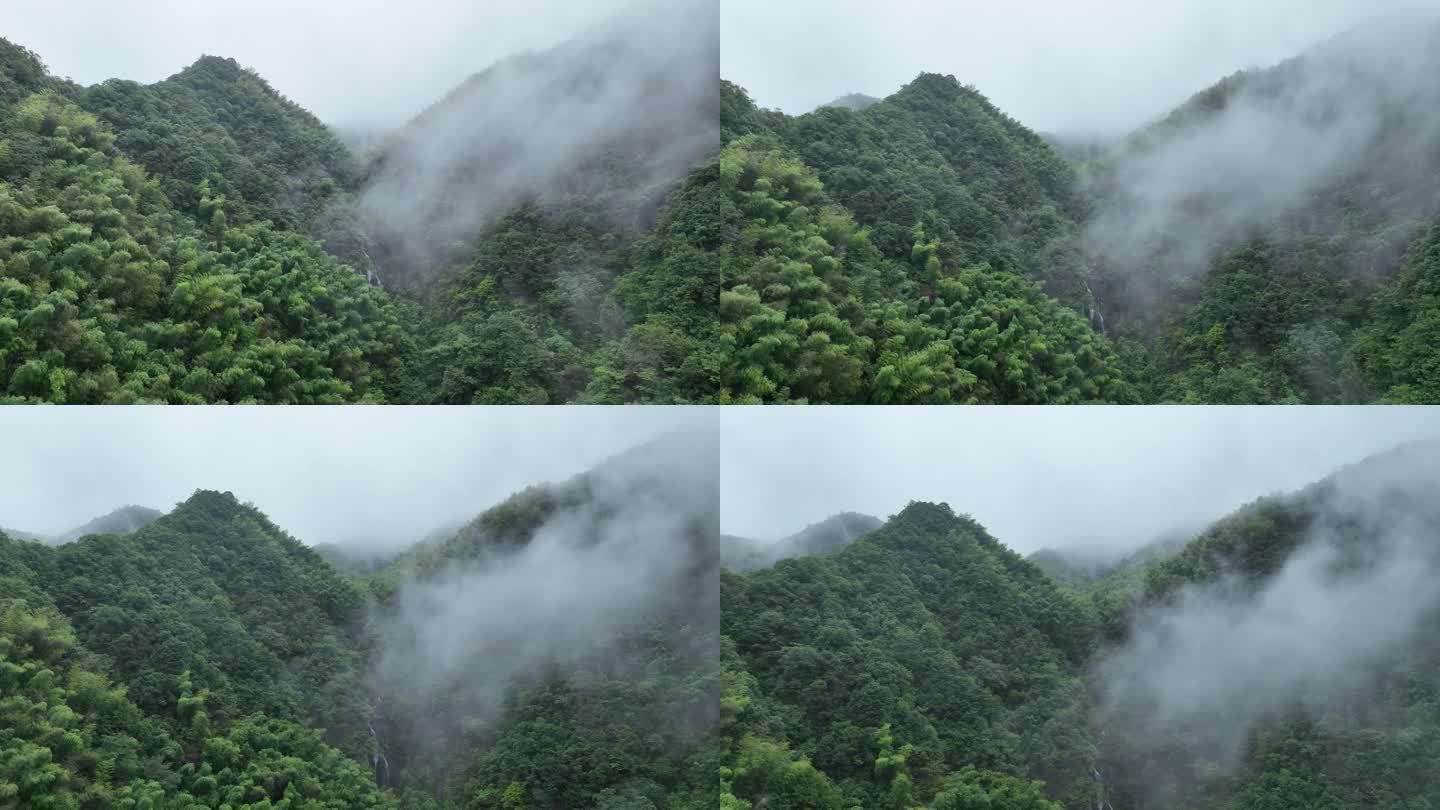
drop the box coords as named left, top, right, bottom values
left=723, top=438, right=1440, bottom=808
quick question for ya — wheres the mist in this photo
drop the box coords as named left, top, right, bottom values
left=1093, top=441, right=1440, bottom=801
left=2, top=0, right=628, bottom=129
left=0, top=406, right=712, bottom=550
left=720, top=406, right=1440, bottom=558
left=721, top=0, right=1436, bottom=135
left=358, top=0, right=718, bottom=283
left=1085, top=15, right=1440, bottom=303
left=366, top=427, right=720, bottom=784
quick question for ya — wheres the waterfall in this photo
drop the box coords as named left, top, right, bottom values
left=1083, top=279, right=1107, bottom=335
left=368, top=719, right=390, bottom=787
left=1092, top=728, right=1115, bottom=810
left=361, top=247, right=384, bottom=290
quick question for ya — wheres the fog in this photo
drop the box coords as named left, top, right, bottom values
left=1086, top=14, right=1440, bottom=308
left=367, top=426, right=720, bottom=784
left=1094, top=439, right=1440, bottom=802
left=3, top=0, right=628, bottom=128
left=721, top=0, right=1436, bottom=135
left=0, top=406, right=713, bottom=550
left=720, top=406, right=1440, bottom=557
left=359, top=0, right=718, bottom=282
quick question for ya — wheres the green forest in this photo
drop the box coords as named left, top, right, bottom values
left=0, top=435, right=720, bottom=808
left=720, top=440, right=1440, bottom=808
left=0, top=14, right=718, bottom=404
left=6, top=13, right=1440, bottom=403
left=718, top=18, right=1440, bottom=403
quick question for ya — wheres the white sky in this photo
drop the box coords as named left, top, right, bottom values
left=0, top=406, right=713, bottom=547
left=2, top=0, right=630, bottom=128
left=721, top=0, right=1440, bottom=134
left=720, top=406, right=1440, bottom=555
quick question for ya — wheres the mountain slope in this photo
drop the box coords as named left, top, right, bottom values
left=1090, top=439, right=1440, bottom=809
left=716, top=124, right=1136, bottom=403
left=723, top=439, right=1440, bottom=809
left=0, top=0, right=721, bottom=404
left=1080, top=17, right=1440, bottom=403
left=719, top=15, right=1440, bottom=404
left=360, top=429, right=721, bottom=807
left=721, top=512, right=882, bottom=571
left=0, top=504, right=162, bottom=545
left=722, top=502, right=1098, bottom=808
left=0, top=504, right=393, bottom=808
left=0, top=84, right=411, bottom=403
left=75, top=54, right=366, bottom=251
left=1, top=433, right=721, bottom=809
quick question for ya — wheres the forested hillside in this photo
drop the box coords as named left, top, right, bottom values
left=721, top=439, right=1440, bottom=808
left=0, top=432, right=720, bottom=808
left=0, top=0, right=718, bottom=404
left=719, top=16, right=1440, bottom=403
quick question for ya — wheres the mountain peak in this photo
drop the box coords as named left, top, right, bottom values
left=889, top=500, right=959, bottom=532
left=166, top=489, right=249, bottom=524
left=817, top=92, right=879, bottom=112
left=178, top=54, right=248, bottom=80
left=55, top=505, right=162, bottom=543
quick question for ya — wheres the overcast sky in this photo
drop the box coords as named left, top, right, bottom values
left=0, top=406, right=712, bottom=548
left=722, top=0, right=1440, bottom=134
left=721, top=407, right=1440, bottom=556
left=3, top=0, right=631, bottom=128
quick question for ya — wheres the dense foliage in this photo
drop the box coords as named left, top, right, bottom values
left=0, top=512, right=395, bottom=808
left=715, top=125, right=1134, bottom=403
left=720, top=17, right=1440, bottom=403
left=0, top=29, right=717, bottom=403
left=722, top=502, right=1099, bottom=808
left=1, top=436, right=721, bottom=808
left=722, top=441, right=1440, bottom=808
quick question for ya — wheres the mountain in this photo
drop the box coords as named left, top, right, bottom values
left=1085, top=16, right=1440, bottom=404
left=1, top=432, right=720, bottom=809
left=721, top=511, right=882, bottom=570
left=718, top=79, right=1135, bottom=403
left=719, top=15, right=1440, bottom=403
left=75, top=54, right=366, bottom=248
left=1, top=504, right=167, bottom=545
left=722, top=439, right=1440, bottom=808
left=0, top=491, right=389, bottom=806
left=54, top=504, right=163, bottom=542
left=362, top=429, right=720, bottom=805
left=818, top=93, right=879, bottom=112
left=0, top=0, right=720, bottom=404
left=722, top=501, right=1096, bottom=807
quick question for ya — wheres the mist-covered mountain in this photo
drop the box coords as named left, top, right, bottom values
left=721, top=511, right=882, bottom=571
left=719, top=15, right=1440, bottom=403
left=721, top=439, right=1440, bottom=808
left=0, top=0, right=718, bottom=405
left=817, top=93, right=879, bottom=112
left=1, top=504, right=163, bottom=545
left=0, top=431, right=719, bottom=808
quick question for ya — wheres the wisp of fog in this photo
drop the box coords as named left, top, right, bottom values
left=1086, top=15, right=1440, bottom=307
left=1093, top=441, right=1440, bottom=798
left=365, top=428, right=719, bottom=776
left=357, top=0, right=718, bottom=282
